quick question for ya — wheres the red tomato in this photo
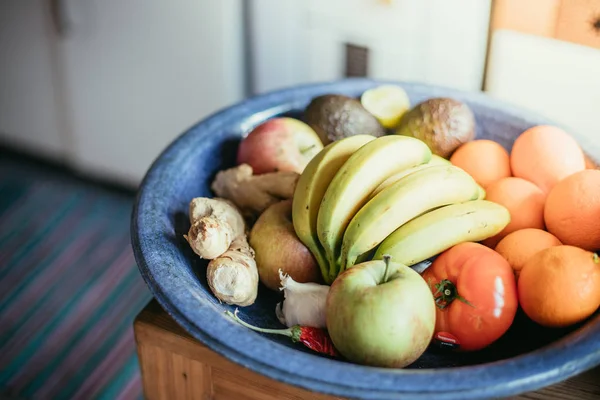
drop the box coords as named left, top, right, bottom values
left=421, top=242, right=518, bottom=352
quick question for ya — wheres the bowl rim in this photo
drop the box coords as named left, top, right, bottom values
left=131, top=78, right=600, bottom=400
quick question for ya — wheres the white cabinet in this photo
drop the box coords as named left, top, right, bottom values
left=0, top=0, right=66, bottom=161
left=58, top=0, right=245, bottom=185
left=0, top=0, right=245, bottom=187
left=249, top=0, right=492, bottom=94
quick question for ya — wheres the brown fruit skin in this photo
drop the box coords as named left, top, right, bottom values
left=249, top=200, right=321, bottom=291
left=396, top=98, right=475, bottom=159
left=304, top=94, right=386, bottom=145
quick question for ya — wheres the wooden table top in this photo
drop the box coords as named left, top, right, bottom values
left=135, top=300, right=600, bottom=400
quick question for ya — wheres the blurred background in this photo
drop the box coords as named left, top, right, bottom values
left=0, top=0, right=599, bottom=399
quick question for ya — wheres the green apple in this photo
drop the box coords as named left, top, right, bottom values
left=326, top=257, right=436, bottom=368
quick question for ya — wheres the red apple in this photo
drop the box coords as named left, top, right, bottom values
left=237, top=117, right=324, bottom=174
left=249, top=200, right=322, bottom=291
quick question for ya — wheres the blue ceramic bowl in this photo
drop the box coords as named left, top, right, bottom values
left=131, top=79, right=600, bottom=400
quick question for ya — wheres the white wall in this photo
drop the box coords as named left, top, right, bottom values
left=485, top=30, right=600, bottom=156
left=249, top=0, right=492, bottom=94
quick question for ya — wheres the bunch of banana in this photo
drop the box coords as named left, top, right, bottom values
left=340, top=164, right=483, bottom=272
left=293, top=135, right=431, bottom=283
left=292, top=134, right=510, bottom=284
left=292, top=134, right=376, bottom=282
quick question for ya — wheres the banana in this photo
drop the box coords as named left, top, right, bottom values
left=370, top=155, right=482, bottom=199
left=292, top=134, right=376, bottom=283
left=373, top=200, right=510, bottom=266
left=341, top=164, right=480, bottom=271
left=430, top=154, right=451, bottom=165
left=370, top=163, right=434, bottom=199
left=316, top=135, right=432, bottom=281
left=477, top=185, right=486, bottom=200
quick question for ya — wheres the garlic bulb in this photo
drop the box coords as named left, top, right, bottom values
left=275, top=269, right=330, bottom=328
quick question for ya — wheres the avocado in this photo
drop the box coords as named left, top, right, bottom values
left=396, top=98, right=475, bottom=158
left=304, top=94, right=386, bottom=145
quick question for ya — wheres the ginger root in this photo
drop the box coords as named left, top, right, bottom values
left=207, top=235, right=258, bottom=306
left=183, top=197, right=258, bottom=306
left=184, top=198, right=246, bottom=260
left=211, top=164, right=299, bottom=220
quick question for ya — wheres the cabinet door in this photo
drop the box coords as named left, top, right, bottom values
left=59, top=0, right=245, bottom=186
left=0, top=0, right=66, bottom=161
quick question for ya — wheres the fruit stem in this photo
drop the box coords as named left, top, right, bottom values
left=312, top=244, right=333, bottom=284
left=382, top=254, right=392, bottom=283
left=433, top=279, right=474, bottom=309
left=328, top=252, right=341, bottom=283
left=593, top=253, right=599, bottom=264
left=225, top=309, right=300, bottom=341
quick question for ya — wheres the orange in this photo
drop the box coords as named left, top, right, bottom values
left=482, top=177, right=546, bottom=248
left=494, top=228, right=561, bottom=279
left=510, top=125, right=585, bottom=194
left=544, top=169, right=600, bottom=251
left=518, top=245, right=600, bottom=328
left=450, top=139, right=511, bottom=189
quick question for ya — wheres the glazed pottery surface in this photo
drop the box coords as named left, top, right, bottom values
left=131, top=79, right=600, bottom=400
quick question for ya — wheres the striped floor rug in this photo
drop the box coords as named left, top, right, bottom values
left=0, top=150, right=152, bottom=399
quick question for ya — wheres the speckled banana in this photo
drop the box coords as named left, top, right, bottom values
left=373, top=200, right=510, bottom=267
left=341, top=165, right=480, bottom=271
left=316, top=135, right=432, bottom=281
left=292, top=134, right=375, bottom=284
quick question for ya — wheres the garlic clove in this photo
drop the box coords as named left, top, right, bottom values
left=276, top=269, right=329, bottom=329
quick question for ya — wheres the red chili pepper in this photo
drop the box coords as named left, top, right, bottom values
left=225, top=309, right=340, bottom=358
left=294, top=326, right=340, bottom=358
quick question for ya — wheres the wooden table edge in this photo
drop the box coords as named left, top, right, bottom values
left=133, top=300, right=600, bottom=400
